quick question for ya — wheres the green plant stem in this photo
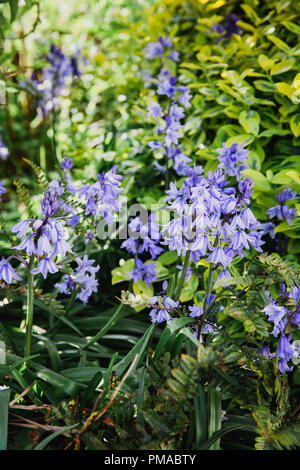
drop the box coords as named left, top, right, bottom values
left=51, top=110, right=59, bottom=167
left=25, top=255, right=35, bottom=366
left=164, top=148, right=169, bottom=188
left=197, top=262, right=214, bottom=342
left=81, top=303, right=125, bottom=350
left=174, top=250, right=191, bottom=301
left=204, top=263, right=214, bottom=313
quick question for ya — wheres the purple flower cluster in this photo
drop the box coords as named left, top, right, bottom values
left=10, top=185, right=73, bottom=279
left=266, top=188, right=298, bottom=227
left=2, top=158, right=123, bottom=305
left=212, top=13, right=243, bottom=42
left=127, top=258, right=156, bottom=287
left=261, top=286, right=300, bottom=373
left=24, top=45, right=84, bottom=118
left=162, top=169, right=264, bottom=279
left=121, top=215, right=163, bottom=260
left=148, top=293, right=180, bottom=323
left=143, top=36, right=180, bottom=62
left=55, top=255, right=100, bottom=304
left=217, top=143, right=249, bottom=180
left=76, top=165, right=123, bottom=225
left=144, top=37, right=194, bottom=177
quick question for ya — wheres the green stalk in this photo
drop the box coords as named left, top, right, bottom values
left=51, top=110, right=60, bottom=167
left=81, top=303, right=125, bottom=350
left=164, top=148, right=169, bottom=189
left=0, top=386, right=10, bottom=450
left=25, top=255, right=35, bottom=366
left=174, top=250, right=191, bottom=301
left=197, top=262, right=214, bottom=341
left=204, top=263, right=214, bottom=313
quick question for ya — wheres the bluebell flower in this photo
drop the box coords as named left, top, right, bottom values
left=217, top=143, right=249, bottom=178
left=143, top=41, right=164, bottom=59
left=277, top=188, right=297, bottom=203
left=55, top=255, right=100, bottom=304
left=278, top=359, right=293, bottom=373
left=76, top=165, right=123, bottom=223
left=188, top=305, right=204, bottom=317
left=127, top=258, right=156, bottom=287
left=121, top=215, right=163, bottom=260
left=0, top=258, right=23, bottom=283
left=147, top=102, right=163, bottom=119
left=212, top=13, right=242, bottom=42
left=61, top=157, right=73, bottom=171
left=257, top=221, right=276, bottom=239
left=55, top=275, right=74, bottom=294
left=259, top=345, right=273, bottom=359
left=262, top=302, right=287, bottom=328
left=22, top=44, right=85, bottom=118
left=291, top=286, right=300, bottom=305
left=41, top=188, right=59, bottom=218
left=31, top=257, right=61, bottom=279
left=157, top=78, right=177, bottom=98
left=277, top=335, right=294, bottom=363
left=168, top=49, right=180, bottom=62
left=207, top=246, right=230, bottom=268
left=267, top=188, right=298, bottom=227
left=162, top=169, right=263, bottom=269
left=148, top=294, right=180, bottom=323
left=177, top=87, right=192, bottom=108
left=66, top=215, right=80, bottom=228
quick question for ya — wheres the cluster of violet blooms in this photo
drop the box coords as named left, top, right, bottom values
left=260, top=286, right=300, bottom=373
left=162, top=167, right=264, bottom=278
left=0, top=158, right=123, bottom=304
left=216, top=143, right=298, bottom=238
left=121, top=214, right=164, bottom=286
left=121, top=143, right=265, bottom=325
left=264, top=188, right=298, bottom=238
left=143, top=36, right=194, bottom=177
left=212, top=12, right=243, bottom=42
left=22, top=44, right=84, bottom=118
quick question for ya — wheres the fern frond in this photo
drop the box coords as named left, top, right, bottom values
left=23, top=158, right=49, bottom=192
left=258, top=252, right=300, bottom=286
left=13, top=180, right=35, bottom=217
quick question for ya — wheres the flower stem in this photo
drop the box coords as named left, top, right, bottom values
left=25, top=255, right=35, bottom=365
left=174, top=250, right=191, bottom=301
left=204, top=263, right=214, bottom=313
left=197, top=263, right=214, bottom=341
left=164, top=149, right=170, bottom=189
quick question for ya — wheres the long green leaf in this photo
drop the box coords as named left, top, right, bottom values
left=207, top=388, right=222, bottom=450
left=34, top=423, right=79, bottom=450
left=114, top=324, right=155, bottom=377
left=194, top=384, right=208, bottom=449
left=153, top=317, right=194, bottom=361
left=0, top=387, right=10, bottom=450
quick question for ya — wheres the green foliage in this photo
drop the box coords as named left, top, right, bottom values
left=1, top=0, right=300, bottom=452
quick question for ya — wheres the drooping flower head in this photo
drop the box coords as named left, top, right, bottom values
left=217, top=143, right=249, bottom=179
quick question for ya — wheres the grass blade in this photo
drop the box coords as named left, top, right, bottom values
left=0, top=387, right=10, bottom=450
